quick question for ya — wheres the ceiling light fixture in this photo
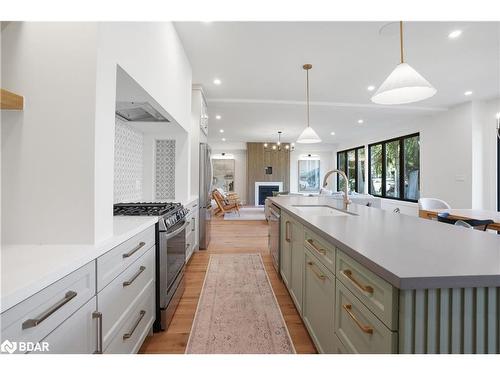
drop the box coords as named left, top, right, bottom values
left=367, top=85, right=375, bottom=91
left=297, top=64, right=322, bottom=143
left=330, top=131, right=336, bottom=136
left=221, top=138, right=226, bottom=142
left=358, top=119, right=364, bottom=124
left=448, top=30, right=462, bottom=39
left=264, top=131, right=294, bottom=151
left=215, top=115, right=221, bottom=120
left=371, top=21, right=437, bottom=105
left=219, top=129, right=224, bottom=133
left=213, top=78, right=221, bottom=85
left=464, top=91, right=473, bottom=96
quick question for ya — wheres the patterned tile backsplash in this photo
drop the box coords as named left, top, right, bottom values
left=114, top=118, right=144, bottom=203
left=155, top=139, right=176, bottom=200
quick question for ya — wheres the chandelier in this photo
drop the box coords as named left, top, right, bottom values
left=264, top=131, right=294, bottom=151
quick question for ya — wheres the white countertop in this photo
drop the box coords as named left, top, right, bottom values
left=270, top=196, right=500, bottom=289
left=0, top=216, right=158, bottom=313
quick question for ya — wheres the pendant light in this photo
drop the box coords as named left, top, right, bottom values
left=371, top=21, right=436, bottom=105
left=297, top=64, right=321, bottom=143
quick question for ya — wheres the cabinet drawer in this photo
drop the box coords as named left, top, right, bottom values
left=36, top=297, right=97, bottom=354
left=335, top=281, right=397, bottom=354
left=97, top=226, right=155, bottom=291
left=333, top=333, right=352, bottom=354
left=336, top=250, right=397, bottom=329
left=1, top=261, right=96, bottom=349
left=99, top=247, right=155, bottom=350
left=303, top=248, right=335, bottom=353
left=304, top=228, right=335, bottom=274
left=103, top=283, right=155, bottom=354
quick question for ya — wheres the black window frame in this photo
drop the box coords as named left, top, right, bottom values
left=368, top=132, right=420, bottom=203
left=336, top=145, right=365, bottom=193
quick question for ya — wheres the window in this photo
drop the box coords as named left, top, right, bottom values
left=298, top=159, right=320, bottom=193
left=336, top=146, right=365, bottom=193
left=368, top=133, right=420, bottom=202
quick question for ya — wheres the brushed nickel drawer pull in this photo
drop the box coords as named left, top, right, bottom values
left=22, top=291, right=77, bottom=330
left=342, top=304, right=373, bottom=335
left=92, top=311, right=103, bottom=354
left=307, top=261, right=327, bottom=281
left=123, top=266, right=146, bottom=287
left=285, top=221, right=291, bottom=242
left=306, top=239, right=327, bottom=255
left=122, top=241, right=146, bottom=259
left=342, top=270, right=374, bottom=294
left=123, top=310, right=146, bottom=340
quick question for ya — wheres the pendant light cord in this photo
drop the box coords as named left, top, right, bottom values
left=306, top=68, right=310, bottom=127
left=400, top=21, right=404, bottom=64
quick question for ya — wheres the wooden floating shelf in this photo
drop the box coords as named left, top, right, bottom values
left=1, top=88, right=24, bottom=110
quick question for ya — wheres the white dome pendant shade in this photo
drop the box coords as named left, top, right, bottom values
left=297, top=63, right=322, bottom=144
left=371, top=62, right=437, bottom=104
left=371, top=21, right=437, bottom=105
left=297, top=126, right=322, bottom=143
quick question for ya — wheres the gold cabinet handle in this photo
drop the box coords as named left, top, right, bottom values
left=342, top=269, right=374, bottom=294
left=342, top=304, right=373, bottom=335
left=285, top=221, right=291, bottom=242
left=306, top=239, right=326, bottom=255
left=307, top=261, right=327, bottom=281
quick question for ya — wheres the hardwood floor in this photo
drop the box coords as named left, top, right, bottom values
left=139, top=217, right=316, bottom=354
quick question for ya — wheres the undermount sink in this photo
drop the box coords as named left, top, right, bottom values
left=291, top=205, right=356, bottom=217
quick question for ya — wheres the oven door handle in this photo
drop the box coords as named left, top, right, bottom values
left=165, top=220, right=189, bottom=240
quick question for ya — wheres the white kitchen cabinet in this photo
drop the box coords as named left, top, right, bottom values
left=37, top=297, right=98, bottom=354
left=0, top=261, right=96, bottom=351
left=185, top=199, right=199, bottom=262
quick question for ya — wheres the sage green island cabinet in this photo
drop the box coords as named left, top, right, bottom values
left=271, top=195, right=500, bottom=354
left=280, top=212, right=304, bottom=314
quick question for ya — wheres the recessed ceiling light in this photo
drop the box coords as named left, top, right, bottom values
left=358, top=119, right=364, bottom=124
left=448, top=30, right=462, bottom=39
left=215, top=115, right=221, bottom=120
left=367, top=85, right=375, bottom=91
left=330, top=131, right=336, bottom=136
left=213, top=78, right=221, bottom=85
left=221, top=138, right=226, bottom=142
left=464, top=91, right=473, bottom=96
left=219, top=129, right=224, bottom=133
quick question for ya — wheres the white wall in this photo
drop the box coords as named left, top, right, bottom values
left=94, top=22, right=192, bottom=242
left=290, top=146, right=335, bottom=194
left=334, top=99, right=500, bottom=211
left=212, top=149, right=248, bottom=205
left=2, top=23, right=99, bottom=244
left=1, top=22, right=193, bottom=244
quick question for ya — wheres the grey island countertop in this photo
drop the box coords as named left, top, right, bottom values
left=269, top=196, right=500, bottom=290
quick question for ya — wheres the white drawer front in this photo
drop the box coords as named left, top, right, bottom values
left=97, top=226, right=155, bottom=291
left=98, top=247, right=155, bottom=350
left=34, top=297, right=98, bottom=354
left=103, top=284, right=155, bottom=354
left=1, top=261, right=95, bottom=350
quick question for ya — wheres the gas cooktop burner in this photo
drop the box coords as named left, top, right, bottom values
left=113, top=202, right=181, bottom=217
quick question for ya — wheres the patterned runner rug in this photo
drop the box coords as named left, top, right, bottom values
left=185, top=253, right=295, bottom=354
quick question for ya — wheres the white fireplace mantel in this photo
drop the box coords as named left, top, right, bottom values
left=255, top=181, right=283, bottom=206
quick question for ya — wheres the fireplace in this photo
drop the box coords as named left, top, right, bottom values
left=255, top=182, right=283, bottom=206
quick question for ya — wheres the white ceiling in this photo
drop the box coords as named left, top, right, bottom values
left=174, top=21, right=500, bottom=146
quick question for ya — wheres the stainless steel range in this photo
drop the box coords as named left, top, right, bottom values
left=114, top=202, right=189, bottom=331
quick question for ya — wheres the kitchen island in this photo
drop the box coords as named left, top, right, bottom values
left=269, top=195, right=500, bottom=354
